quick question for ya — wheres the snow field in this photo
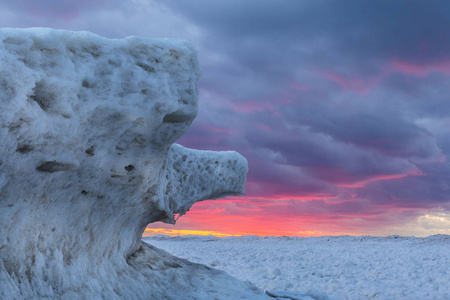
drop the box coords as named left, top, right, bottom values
left=145, top=235, right=450, bottom=299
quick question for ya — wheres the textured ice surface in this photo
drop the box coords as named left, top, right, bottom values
left=0, top=28, right=262, bottom=299
left=147, top=235, right=450, bottom=300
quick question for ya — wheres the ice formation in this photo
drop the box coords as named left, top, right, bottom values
left=0, top=28, right=267, bottom=299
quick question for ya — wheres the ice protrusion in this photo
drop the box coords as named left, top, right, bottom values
left=161, top=144, right=248, bottom=221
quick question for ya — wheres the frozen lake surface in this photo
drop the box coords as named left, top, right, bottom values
left=144, top=234, right=450, bottom=299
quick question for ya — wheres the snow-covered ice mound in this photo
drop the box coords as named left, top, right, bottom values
left=0, top=28, right=270, bottom=299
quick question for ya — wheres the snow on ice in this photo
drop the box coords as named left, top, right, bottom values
left=0, top=28, right=274, bottom=299
left=146, top=234, right=450, bottom=300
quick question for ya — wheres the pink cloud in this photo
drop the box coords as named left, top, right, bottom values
left=255, top=124, right=272, bottom=132
left=227, top=101, right=265, bottom=113
left=290, top=83, right=311, bottom=92
left=318, top=70, right=385, bottom=94
left=338, top=174, right=409, bottom=188
left=316, top=59, right=450, bottom=95
left=207, top=125, right=237, bottom=134
left=13, top=0, right=108, bottom=20
left=390, top=60, right=450, bottom=77
left=337, top=170, right=426, bottom=188
left=337, top=169, right=426, bottom=189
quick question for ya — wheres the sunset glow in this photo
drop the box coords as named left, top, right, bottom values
left=143, top=228, right=236, bottom=238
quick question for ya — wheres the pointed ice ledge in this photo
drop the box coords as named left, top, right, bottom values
left=0, top=28, right=259, bottom=299
left=163, top=144, right=248, bottom=220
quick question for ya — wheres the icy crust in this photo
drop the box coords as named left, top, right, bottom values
left=148, top=235, right=450, bottom=300
left=162, top=144, right=248, bottom=219
left=0, top=28, right=253, bottom=299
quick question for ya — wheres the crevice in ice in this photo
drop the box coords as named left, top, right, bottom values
left=163, top=111, right=192, bottom=123
left=30, top=80, right=53, bottom=112
left=124, top=164, right=135, bottom=172
left=36, top=161, right=77, bottom=173
left=85, top=146, right=95, bottom=156
left=81, top=78, right=95, bottom=89
left=16, top=144, right=34, bottom=154
left=136, top=62, right=156, bottom=73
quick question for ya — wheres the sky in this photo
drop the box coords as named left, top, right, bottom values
left=2, top=0, right=450, bottom=237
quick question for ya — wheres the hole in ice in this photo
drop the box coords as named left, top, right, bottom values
left=169, top=49, right=179, bottom=60
left=2, top=37, right=23, bottom=45
left=136, top=62, right=155, bottom=73
left=82, top=79, right=94, bottom=88
left=16, top=144, right=34, bottom=154
left=125, top=165, right=135, bottom=172
left=163, top=261, right=182, bottom=268
left=81, top=190, right=87, bottom=195
left=83, top=46, right=102, bottom=58
left=163, top=112, right=192, bottom=124
left=85, top=146, right=95, bottom=156
left=30, top=81, right=54, bottom=111
left=36, top=161, right=76, bottom=173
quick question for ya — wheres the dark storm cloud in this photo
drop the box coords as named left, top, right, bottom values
left=281, top=96, right=443, bottom=161
left=168, top=0, right=450, bottom=220
left=0, top=0, right=112, bottom=19
left=357, top=170, right=450, bottom=208
left=246, top=126, right=421, bottom=184
left=165, top=0, right=450, bottom=101
left=167, top=0, right=450, bottom=64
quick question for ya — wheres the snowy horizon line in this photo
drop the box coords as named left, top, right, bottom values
left=143, top=232, right=450, bottom=239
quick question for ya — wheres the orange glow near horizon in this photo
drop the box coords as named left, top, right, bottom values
left=144, top=194, right=450, bottom=238
left=145, top=200, right=360, bottom=237
left=143, top=228, right=238, bottom=237
left=145, top=219, right=357, bottom=237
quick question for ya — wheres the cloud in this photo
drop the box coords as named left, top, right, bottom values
left=418, top=209, right=450, bottom=230
left=0, top=0, right=109, bottom=19
left=165, top=1, right=450, bottom=78
left=166, top=0, right=450, bottom=235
